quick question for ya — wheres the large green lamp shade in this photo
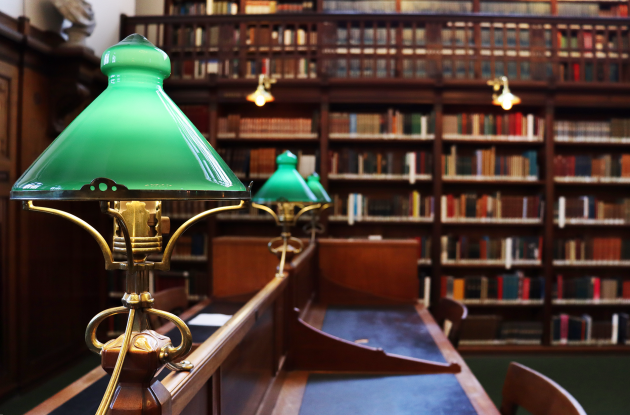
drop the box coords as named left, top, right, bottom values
left=11, top=34, right=248, bottom=201
left=252, top=151, right=318, bottom=204
left=306, top=173, right=331, bottom=204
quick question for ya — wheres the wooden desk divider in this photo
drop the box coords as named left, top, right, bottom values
left=317, top=238, right=420, bottom=304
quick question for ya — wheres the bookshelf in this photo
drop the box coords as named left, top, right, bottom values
left=121, top=10, right=630, bottom=352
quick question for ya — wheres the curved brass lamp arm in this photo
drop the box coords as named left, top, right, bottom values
left=145, top=308, right=193, bottom=370
left=100, top=202, right=135, bottom=272
left=293, top=203, right=321, bottom=224
left=85, top=306, right=130, bottom=354
left=95, top=308, right=136, bottom=415
left=24, top=201, right=115, bottom=269
left=155, top=200, right=246, bottom=270
left=251, top=202, right=280, bottom=224
left=320, top=203, right=332, bottom=212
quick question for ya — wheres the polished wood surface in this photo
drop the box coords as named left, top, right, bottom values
left=431, top=298, right=469, bottom=349
left=318, top=239, right=419, bottom=303
left=417, top=305, right=500, bottom=415
left=500, top=362, right=586, bottom=415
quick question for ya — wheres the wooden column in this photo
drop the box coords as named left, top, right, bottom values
left=431, top=96, right=443, bottom=307
left=542, top=96, right=555, bottom=346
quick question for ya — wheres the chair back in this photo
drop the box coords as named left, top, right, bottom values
left=150, top=287, right=189, bottom=328
left=500, top=362, right=587, bottom=415
left=431, top=298, right=468, bottom=348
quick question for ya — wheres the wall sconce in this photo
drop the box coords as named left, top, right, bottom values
left=10, top=35, right=250, bottom=415
left=247, top=74, right=276, bottom=107
left=487, top=76, right=521, bottom=110
left=303, top=173, right=332, bottom=242
left=251, top=151, right=320, bottom=277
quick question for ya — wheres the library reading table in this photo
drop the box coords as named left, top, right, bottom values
left=29, top=238, right=499, bottom=415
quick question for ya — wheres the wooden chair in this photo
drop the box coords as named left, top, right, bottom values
left=500, top=362, right=587, bottom=415
left=431, top=298, right=468, bottom=348
left=149, top=287, right=189, bottom=328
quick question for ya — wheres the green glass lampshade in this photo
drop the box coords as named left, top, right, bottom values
left=306, top=173, right=331, bottom=204
left=11, top=34, right=248, bottom=201
left=252, top=151, right=318, bottom=204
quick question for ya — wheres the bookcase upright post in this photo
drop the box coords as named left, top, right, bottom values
left=542, top=97, right=556, bottom=346
left=431, top=100, right=444, bottom=306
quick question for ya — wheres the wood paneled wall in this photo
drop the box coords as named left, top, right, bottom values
left=0, top=12, right=106, bottom=400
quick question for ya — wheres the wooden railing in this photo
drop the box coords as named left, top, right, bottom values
left=121, top=13, right=630, bottom=84
left=160, top=242, right=317, bottom=415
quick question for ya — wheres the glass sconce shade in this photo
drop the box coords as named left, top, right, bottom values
left=11, top=34, right=248, bottom=201
left=252, top=151, right=318, bottom=204
left=306, top=173, right=331, bottom=204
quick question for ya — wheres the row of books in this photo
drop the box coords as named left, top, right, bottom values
left=442, top=113, right=545, bottom=140
left=443, top=147, right=539, bottom=179
left=400, top=1, right=471, bottom=13
left=441, top=273, right=545, bottom=301
left=554, top=238, right=630, bottom=261
left=558, top=3, right=628, bottom=17
left=441, top=194, right=543, bottom=221
left=479, top=26, right=533, bottom=49
left=559, top=62, right=621, bottom=84
left=244, top=1, right=314, bottom=13
left=323, top=0, right=396, bottom=12
left=171, top=26, right=219, bottom=48
left=337, top=192, right=434, bottom=221
left=480, top=2, right=550, bottom=15
left=556, top=196, right=630, bottom=224
left=329, top=111, right=436, bottom=137
left=335, top=26, right=397, bottom=46
left=217, top=115, right=317, bottom=136
left=552, top=313, right=628, bottom=344
left=441, top=236, right=542, bottom=262
left=553, top=154, right=630, bottom=179
left=162, top=201, right=208, bottom=218
left=557, top=30, right=620, bottom=51
left=555, top=276, right=630, bottom=301
left=217, top=148, right=318, bottom=178
left=172, top=234, right=206, bottom=258
left=460, top=317, right=542, bottom=343
left=554, top=119, right=630, bottom=141
left=245, top=26, right=317, bottom=46
left=326, top=58, right=396, bottom=79
left=250, top=58, right=317, bottom=79
left=172, top=59, right=220, bottom=80
left=328, top=150, right=433, bottom=176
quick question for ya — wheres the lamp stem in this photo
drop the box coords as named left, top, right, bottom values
left=277, top=232, right=289, bottom=278
left=95, top=307, right=136, bottom=415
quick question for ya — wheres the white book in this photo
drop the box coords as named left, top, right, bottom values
left=408, top=152, right=416, bottom=184
left=612, top=313, right=619, bottom=344
left=522, top=197, right=528, bottom=219
left=441, top=195, right=447, bottom=220
left=421, top=116, right=428, bottom=137
left=347, top=194, right=355, bottom=225
left=582, top=196, right=588, bottom=218
left=441, top=236, right=448, bottom=263
left=527, top=114, right=534, bottom=139
left=356, top=193, right=363, bottom=221
left=558, top=196, right=566, bottom=229
left=505, top=237, right=513, bottom=269
left=206, top=0, right=214, bottom=14
left=423, top=276, right=431, bottom=308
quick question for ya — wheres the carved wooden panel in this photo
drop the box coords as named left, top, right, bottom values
left=0, top=76, right=8, bottom=159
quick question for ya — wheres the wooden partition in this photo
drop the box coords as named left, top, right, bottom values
left=165, top=243, right=318, bottom=415
left=317, top=238, right=419, bottom=304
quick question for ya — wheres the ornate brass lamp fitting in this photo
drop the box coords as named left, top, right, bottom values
left=487, top=76, right=521, bottom=111
left=11, top=34, right=251, bottom=415
left=247, top=74, right=276, bottom=107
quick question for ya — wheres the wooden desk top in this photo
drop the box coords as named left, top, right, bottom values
left=273, top=304, right=500, bottom=415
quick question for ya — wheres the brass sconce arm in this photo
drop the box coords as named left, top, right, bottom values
left=251, top=202, right=280, bottom=224
left=294, top=203, right=321, bottom=223
left=155, top=200, right=246, bottom=271
left=23, top=201, right=116, bottom=269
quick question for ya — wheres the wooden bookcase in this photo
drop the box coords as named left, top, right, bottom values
left=121, top=12, right=630, bottom=352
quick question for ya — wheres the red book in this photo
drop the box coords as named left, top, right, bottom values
left=592, top=277, right=601, bottom=300
left=496, top=115, right=502, bottom=136
left=623, top=281, right=630, bottom=299
left=498, top=276, right=504, bottom=300
left=560, top=314, right=569, bottom=344
left=573, top=63, right=580, bottom=81
left=447, top=194, right=454, bottom=218
left=516, top=113, right=523, bottom=136
left=522, top=278, right=531, bottom=300
left=557, top=275, right=563, bottom=299
left=480, top=239, right=487, bottom=260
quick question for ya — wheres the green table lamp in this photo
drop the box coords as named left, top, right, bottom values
left=303, top=173, right=333, bottom=241
left=11, top=34, right=250, bottom=415
left=252, top=151, right=320, bottom=277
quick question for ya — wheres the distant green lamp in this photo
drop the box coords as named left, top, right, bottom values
left=252, top=151, right=320, bottom=277
left=303, top=173, right=333, bottom=241
left=11, top=34, right=249, bottom=415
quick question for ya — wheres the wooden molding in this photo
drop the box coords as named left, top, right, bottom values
left=319, top=276, right=414, bottom=305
